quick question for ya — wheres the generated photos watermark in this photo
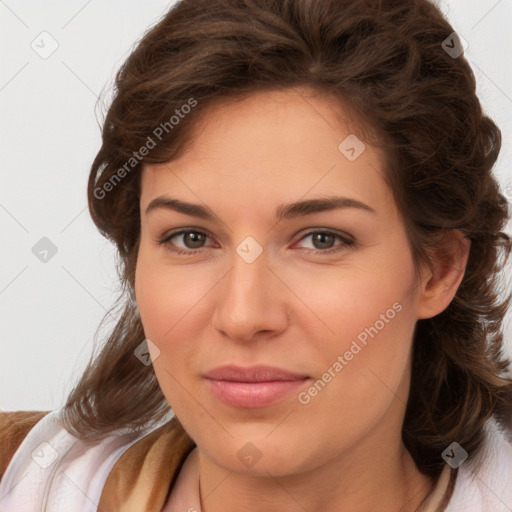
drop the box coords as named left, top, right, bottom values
left=298, top=301, right=403, bottom=404
left=93, top=97, right=197, bottom=200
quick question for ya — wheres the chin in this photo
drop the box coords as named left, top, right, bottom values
left=195, top=425, right=310, bottom=476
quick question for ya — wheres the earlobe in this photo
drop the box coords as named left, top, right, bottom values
left=416, top=230, right=471, bottom=320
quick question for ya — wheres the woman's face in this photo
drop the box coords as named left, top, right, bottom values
left=135, top=88, right=427, bottom=477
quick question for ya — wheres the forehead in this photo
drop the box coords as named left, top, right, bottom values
left=140, top=88, right=390, bottom=216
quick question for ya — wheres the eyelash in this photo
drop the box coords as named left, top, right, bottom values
left=157, top=229, right=355, bottom=256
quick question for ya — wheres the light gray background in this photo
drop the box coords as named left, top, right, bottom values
left=1, top=0, right=511, bottom=412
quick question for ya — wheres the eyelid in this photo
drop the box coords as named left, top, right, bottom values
left=293, top=229, right=354, bottom=253
left=158, top=228, right=217, bottom=252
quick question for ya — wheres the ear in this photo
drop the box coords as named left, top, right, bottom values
left=416, top=230, right=471, bottom=320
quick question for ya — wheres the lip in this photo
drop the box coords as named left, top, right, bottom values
left=203, top=365, right=310, bottom=408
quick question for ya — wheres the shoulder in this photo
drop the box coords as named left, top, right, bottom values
left=0, top=410, right=50, bottom=480
left=98, top=415, right=195, bottom=511
left=446, top=420, right=512, bottom=512
left=0, top=408, right=194, bottom=511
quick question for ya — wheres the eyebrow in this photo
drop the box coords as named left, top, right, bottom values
left=145, top=194, right=375, bottom=222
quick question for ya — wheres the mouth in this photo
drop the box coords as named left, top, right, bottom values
left=203, top=365, right=310, bottom=408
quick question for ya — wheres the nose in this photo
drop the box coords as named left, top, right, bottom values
left=211, top=246, right=289, bottom=344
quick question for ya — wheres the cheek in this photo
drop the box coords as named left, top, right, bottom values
left=135, top=244, right=207, bottom=342
left=297, top=253, right=416, bottom=347
left=134, top=245, right=221, bottom=404
left=294, top=241, right=419, bottom=392
left=290, top=273, right=417, bottom=440
left=134, top=252, right=200, bottom=409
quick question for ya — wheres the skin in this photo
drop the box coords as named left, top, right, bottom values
left=134, top=87, right=470, bottom=512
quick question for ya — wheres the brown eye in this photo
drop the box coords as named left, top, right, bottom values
left=159, top=229, right=213, bottom=254
left=311, top=232, right=336, bottom=250
left=295, top=230, right=354, bottom=254
left=181, top=231, right=207, bottom=249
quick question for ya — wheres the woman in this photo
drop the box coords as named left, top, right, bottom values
left=1, top=0, right=511, bottom=510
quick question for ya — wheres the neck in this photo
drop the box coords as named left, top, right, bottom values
left=197, top=433, right=434, bottom=512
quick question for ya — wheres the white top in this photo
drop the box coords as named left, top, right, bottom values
left=0, top=409, right=169, bottom=511
left=1, top=408, right=511, bottom=511
left=445, top=419, right=512, bottom=511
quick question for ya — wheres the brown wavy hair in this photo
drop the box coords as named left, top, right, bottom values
left=61, top=0, right=512, bottom=481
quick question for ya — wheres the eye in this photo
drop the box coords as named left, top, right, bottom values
left=158, top=228, right=354, bottom=256
left=294, top=230, right=354, bottom=254
left=158, top=229, right=213, bottom=255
